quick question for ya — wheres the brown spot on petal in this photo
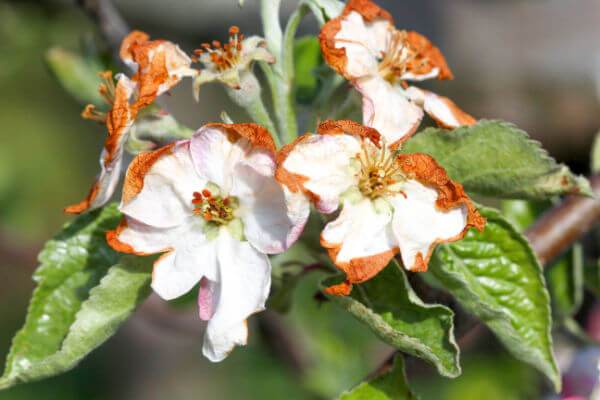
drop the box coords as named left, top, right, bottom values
left=396, top=152, right=486, bottom=271
left=122, top=143, right=175, bottom=205
left=319, top=0, right=393, bottom=80
left=205, top=123, right=277, bottom=154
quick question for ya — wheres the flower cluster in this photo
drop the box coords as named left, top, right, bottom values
left=66, top=0, right=485, bottom=362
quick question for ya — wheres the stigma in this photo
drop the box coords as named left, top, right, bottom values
left=356, top=141, right=407, bottom=200
left=192, top=189, right=237, bottom=225
left=194, top=26, right=244, bottom=72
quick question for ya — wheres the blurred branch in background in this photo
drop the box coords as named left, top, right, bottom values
left=78, top=0, right=128, bottom=61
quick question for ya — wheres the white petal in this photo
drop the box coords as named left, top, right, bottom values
left=389, top=179, right=468, bottom=271
left=202, top=230, right=271, bottom=362
left=151, top=223, right=218, bottom=300
left=116, top=216, right=182, bottom=254
left=281, top=134, right=361, bottom=213
left=322, top=198, right=397, bottom=264
left=231, top=153, right=309, bottom=254
left=406, top=86, right=476, bottom=129
left=334, top=11, right=390, bottom=78
left=355, top=76, right=424, bottom=145
left=190, top=126, right=252, bottom=193
left=120, top=141, right=204, bottom=228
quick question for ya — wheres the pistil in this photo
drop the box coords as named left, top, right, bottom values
left=356, top=142, right=407, bottom=199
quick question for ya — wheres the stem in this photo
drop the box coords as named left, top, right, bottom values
left=260, top=0, right=299, bottom=145
left=225, top=71, right=281, bottom=148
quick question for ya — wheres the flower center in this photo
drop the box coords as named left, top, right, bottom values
left=356, top=143, right=407, bottom=200
left=377, top=29, right=431, bottom=84
left=192, top=189, right=237, bottom=225
left=194, top=26, right=244, bottom=72
left=81, top=71, right=116, bottom=124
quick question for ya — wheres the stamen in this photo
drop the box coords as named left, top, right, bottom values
left=377, top=29, right=432, bottom=84
left=355, top=141, right=407, bottom=200
left=199, top=26, right=245, bottom=72
left=192, top=189, right=236, bottom=225
left=81, top=104, right=107, bottom=124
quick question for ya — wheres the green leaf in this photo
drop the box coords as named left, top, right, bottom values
left=585, top=259, right=600, bottom=297
left=322, top=262, right=460, bottom=378
left=339, top=354, right=418, bottom=400
left=0, top=204, right=143, bottom=389
left=294, top=36, right=322, bottom=104
left=401, top=120, right=591, bottom=199
left=545, top=243, right=583, bottom=321
left=303, top=0, right=344, bottom=26
left=44, top=47, right=105, bottom=107
left=430, top=206, right=560, bottom=392
left=501, top=199, right=551, bottom=232
left=591, top=130, right=600, bottom=174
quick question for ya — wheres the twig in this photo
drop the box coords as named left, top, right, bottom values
left=78, top=0, right=130, bottom=61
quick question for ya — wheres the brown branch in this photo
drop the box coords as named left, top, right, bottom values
left=526, top=173, right=600, bottom=265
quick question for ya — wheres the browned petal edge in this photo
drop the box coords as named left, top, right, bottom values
left=119, top=30, right=151, bottom=63
left=121, top=143, right=176, bottom=205
left=319, top=0, right=393, bottom=80
left=274, top=135, right=318, bottom=203
left=317, top=119, right=381, bottom=146
left=321, top=231, right=399, bottom=296
left=396, top=152, right=486, bottom=271
left=105, top=217, right=173, bottom=285
left=64, top=176, right=101, bottom=214
left=405, top=31, right=453, bottom=80
left=205, top=123, right=277, bottom=154
left=424, top=91, right=477, bottom=129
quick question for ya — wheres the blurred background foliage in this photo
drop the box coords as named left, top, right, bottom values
left=1, top=0, right=600, bottom=399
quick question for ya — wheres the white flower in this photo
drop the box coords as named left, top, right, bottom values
left=319, top=0, right=476, bottom=146
left=276, top=120, right=485, bottom=295
left=192, top=26, right=275, bottom=98
left=65, top=31, right=196, bottom=214
left=107, top=123, right=309, bottom=361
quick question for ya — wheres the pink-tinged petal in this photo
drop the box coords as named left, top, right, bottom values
left=319, top=0, right=393, bottom=80
left=276, top=133, right=362, bottom=213
left=230, top=153, right=309, bottom=254
left=119, top=140, right=205, bottom=228
left=355, top=76, right=423, bottom=147
left=198, top=277, right=219, bottom=321
left=321, top=199, right=398, bottom=295
left=406, top=87, right=476, bottom=129
left=202, top=230, right=271, bottom=362
left=390, top=153, right=485, bottom=272
left=190, top=123, right=277, bottom=192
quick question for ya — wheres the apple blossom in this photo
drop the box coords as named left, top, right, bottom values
left=106, top=123, right=309, bottom=361
left=192, top=26, right=275, bottom=97
left=276, top=120, right=485, bottom=296
left=65, top=31, right=196, bottom=214
left=319, top=0, right=476, bottom=146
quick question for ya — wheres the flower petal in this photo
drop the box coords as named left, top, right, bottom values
left=319, top=0, right=393, bottom=79
left=355, top=76, right=423, bottom=147
left=190, top=123, right=276, bottom=192
left=231, top=152, right=309, bottom=254
left=202, top=230, right=271, bottom=362
left=120, top=140, right=205, bottom=228
left=390, top=153, right=486, bottom=271
left=399, top=31, right=453, bottom=81
left=198, top=277, right=219, bottom=321
left=150, top=232, right=218, bottom=301
left=65, top=75, right=137, bottom=214
left=406, top=87, right=476, bottom=129
left=276, top=133, right=362, bottom=213
left=321, top=198, right=398, bottom=295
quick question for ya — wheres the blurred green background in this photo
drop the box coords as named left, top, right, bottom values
left=1, top=0, right=599, bottom=399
